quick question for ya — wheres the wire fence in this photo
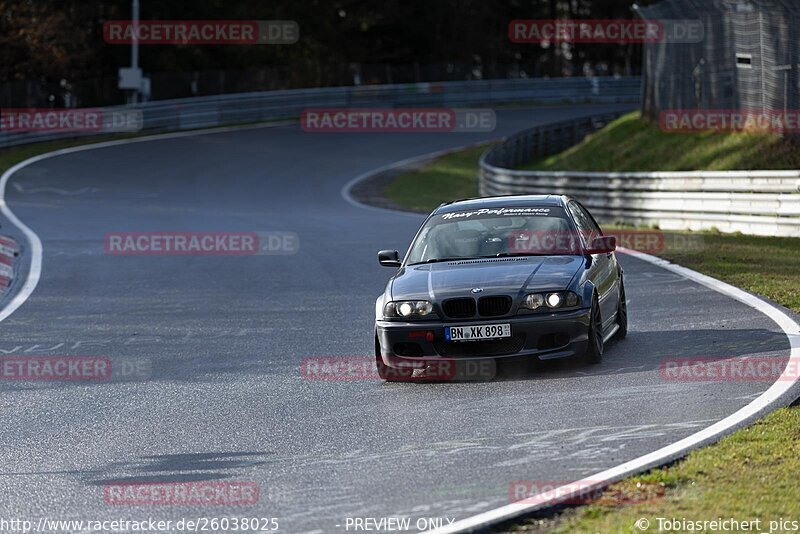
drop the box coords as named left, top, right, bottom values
left=0, top=63, right=626, bottom=109
left=638, top=0, right=800, bottom=119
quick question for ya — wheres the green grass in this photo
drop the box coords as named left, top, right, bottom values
left=383, top=112, right=800, bottom=212
left=383, top=144, right=487, bottom=212
left=512, top=406, right=800, bottom=533
left=382, top=114, right=800, bottom=533
left=522, top=111, right=800, bottom=171
left=658, top=232, right=800, bottom=314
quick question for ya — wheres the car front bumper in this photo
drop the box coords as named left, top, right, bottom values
left=376, top=307, right=591, bottom=370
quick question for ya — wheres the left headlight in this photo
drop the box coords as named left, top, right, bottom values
left=384, top=300, right=434, bottom=319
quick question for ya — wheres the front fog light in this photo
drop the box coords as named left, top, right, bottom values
left=546, top=293, right=562, bottom=308
left=524, top=293, right=544, bottom=310
left=398, top=302, right=414, bottom=317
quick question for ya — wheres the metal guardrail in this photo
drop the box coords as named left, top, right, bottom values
left=480, top=114, right=800, bottom=237
left=0, top=76, right=641, bottom=149
left=480, top=112, right=625, bottom=169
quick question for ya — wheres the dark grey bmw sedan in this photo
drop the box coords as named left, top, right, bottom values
left=374, top=195, right=627, bottom=381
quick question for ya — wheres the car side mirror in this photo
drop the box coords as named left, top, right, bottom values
left=378, top=249, right=401, bottom=267
left=587, top=236, right=616, bottom=255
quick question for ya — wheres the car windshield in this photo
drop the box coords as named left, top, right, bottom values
left=405, top=206, right=580, bottom=265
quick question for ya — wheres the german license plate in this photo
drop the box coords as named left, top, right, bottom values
left=445, top=323, right=511, bottom=342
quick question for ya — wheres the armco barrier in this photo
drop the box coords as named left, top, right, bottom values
left=480, top=115, right=800, bottom=237
left=0, top=76, right=640, bottom=148
left=480, top=112, right=625, bottom=169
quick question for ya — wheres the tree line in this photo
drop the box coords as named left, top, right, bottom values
left=0, top=0, right=657, bottom=104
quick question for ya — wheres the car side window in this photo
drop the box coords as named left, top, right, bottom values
left=576, top=202, right=602, bottom=236
left=568, top=201, right=601, bottom=246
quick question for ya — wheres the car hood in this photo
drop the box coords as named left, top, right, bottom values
left=390, top=256, right=583, bottom=301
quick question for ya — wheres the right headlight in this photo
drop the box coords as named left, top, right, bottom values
left=522, top=291, right=579, bottom=310
left=523, top=293, right=545, bottom=310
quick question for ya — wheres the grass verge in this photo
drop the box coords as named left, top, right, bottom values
left=383, top=144, right=487, bottom=212
left=522, top=111, right=800, bottom=171
left=381, top=116, right=800, bottom=532
left=511, top=406, right=800, bottom=532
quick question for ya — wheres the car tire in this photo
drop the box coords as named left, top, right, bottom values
left=375, top=336, right=414, bottom=382
left=616, top=277, right=628, bottom=340
left=584, top=294, right=604, bottom=364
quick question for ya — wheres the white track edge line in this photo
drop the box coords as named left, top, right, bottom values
left=340, top=141, right=491, bottom=217
left=0, top=120, right=293, bottom=322
left=424, top=247, right=800, bottom=533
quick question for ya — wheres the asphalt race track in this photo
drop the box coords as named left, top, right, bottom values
left=0, top=104, right=795, bottom=532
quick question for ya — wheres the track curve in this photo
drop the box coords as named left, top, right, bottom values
left=0, top=104, right=797, bottom=533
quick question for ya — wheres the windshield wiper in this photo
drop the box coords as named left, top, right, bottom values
left=408, top=256, right=481, bottom=265
left=485, top=252, right=550, bottom=257
left=409, top=253, right=555, bottom=265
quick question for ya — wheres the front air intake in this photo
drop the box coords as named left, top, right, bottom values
left=478, top=296, right=512, bottom=317
left=442, top=298, right=476, bottom=318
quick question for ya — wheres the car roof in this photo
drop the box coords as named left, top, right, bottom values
left=432, top=195, right=570, bottom=214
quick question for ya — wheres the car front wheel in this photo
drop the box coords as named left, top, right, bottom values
left=584, top=294, right=604, bottom=364
left=616, top=277, right=628, bottom=340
